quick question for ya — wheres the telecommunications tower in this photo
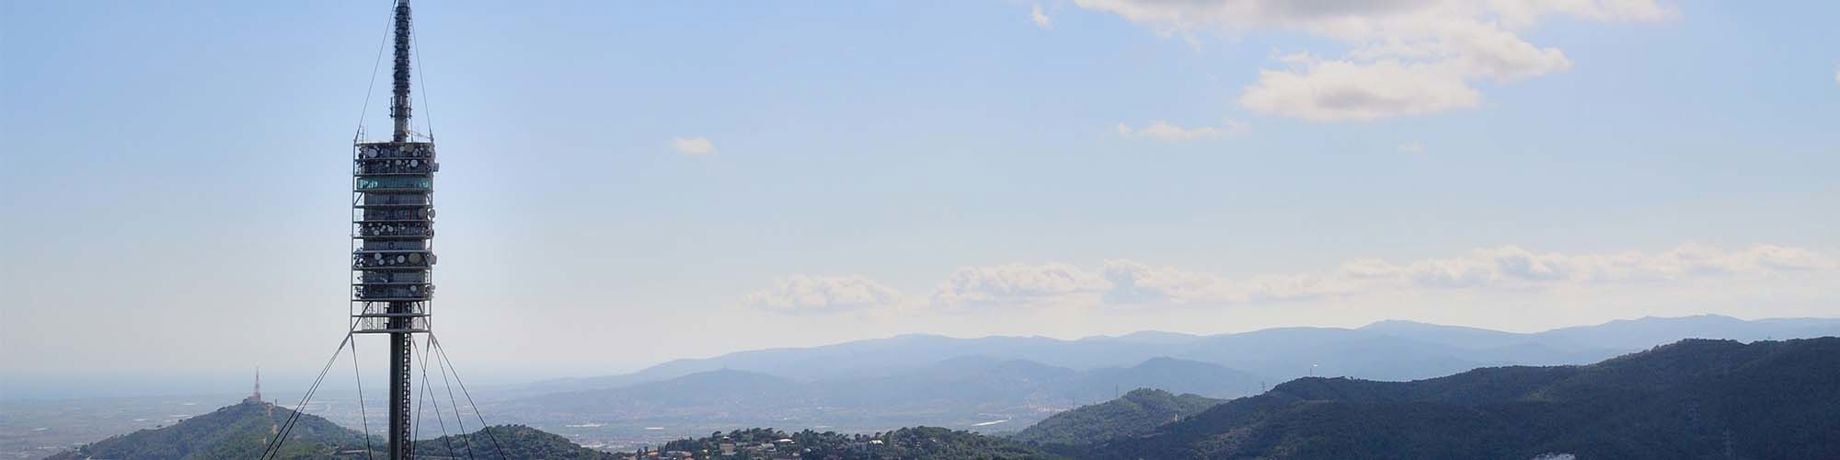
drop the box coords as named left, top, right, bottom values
left=351, top=0, right=434, bottom=457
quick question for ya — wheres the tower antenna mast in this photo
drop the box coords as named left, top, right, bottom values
left=390, top=0, right=413, bottom=143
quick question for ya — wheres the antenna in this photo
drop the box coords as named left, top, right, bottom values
left=352, top=1, right=435, bottom=458
left=389, top=0, right=413, bottom=143
left=247, top=366, right=263, bottom=403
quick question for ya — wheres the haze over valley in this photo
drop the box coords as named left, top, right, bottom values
left=7, top=314, right=1837, bottom=457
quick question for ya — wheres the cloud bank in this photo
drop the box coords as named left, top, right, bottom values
left=1115, top=120, right=1249, bottom=142
left=1072, top=0, right=1673, bottom=120
left=744, top=275, right=904, bottom=314
left=749, top=244, right=1833, bottom=314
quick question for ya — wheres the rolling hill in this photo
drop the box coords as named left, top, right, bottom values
left=1012, top=388, right=1221, bottom=447
left=43, top=400, right=613, bottom=460
left=1076, top=337, right=1840, bottom=459
left=42, top=399, right=366, bottom=459
left=412, top=425, right=617, bottom=459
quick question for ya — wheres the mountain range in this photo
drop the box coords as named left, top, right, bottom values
left=524, top=315, right=1840, bottom=392
left=496, top=355, right=1259, bottom=433
left=486, top=315, right=1840, bottom=439
left=51, top=334, right=1840, bottom=459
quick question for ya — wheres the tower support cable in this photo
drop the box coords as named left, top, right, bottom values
left=351, top=336, right=378, bottom=459
left=411, top=339, right=457, bottom=457
left=432, top=341, right=476, bottom=458
left=261, top=325, right=356, bottom=460
left=430, top=335, right=508, bottom=459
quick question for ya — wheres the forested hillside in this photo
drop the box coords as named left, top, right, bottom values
left=43, top=400, right=365, bottom=459
left=1078, top=338, right=1840, bottom=459
left=1013, top=388, right=1219, bottom=447
left=413, top=425, right=617, bottom=459
left=42, top=401, right=613, bottom=460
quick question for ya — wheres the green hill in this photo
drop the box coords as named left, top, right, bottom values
left=413, top=424, right=616, bottom=459
left=43, top=400, right=367, bottom=459
left=1013, top=388, right=1220, bottom=446
left=44, top=401, right=614, bottom=460
left=1082, top=338, right=1840, bottom=459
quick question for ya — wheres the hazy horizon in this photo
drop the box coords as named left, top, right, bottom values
left=4, top=0, right=1837, bottom=391
left=4, top=312, right=1834, bottom=401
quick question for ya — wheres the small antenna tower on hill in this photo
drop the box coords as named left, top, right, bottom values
left=245, top=366, right=262, bottom=403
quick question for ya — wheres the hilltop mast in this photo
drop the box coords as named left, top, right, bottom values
left=352, top=0, right=435, bottom=458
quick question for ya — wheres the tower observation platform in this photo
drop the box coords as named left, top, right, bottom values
left=351, top=141, right=436, bottom=334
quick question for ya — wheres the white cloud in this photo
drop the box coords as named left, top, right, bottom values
left=1115, top=119, right=1249, bottom=141
left=1102, top=259, right=1354, bottom=304
left=932, top=263, right=1108, bottom=308
left=1341, top=244, right=1838, bottom=288
left=1240, top=58, right=1483, bottom=121
left=671, top=137, right=717, bottom=156
left=744, top=275, right=904, bottom=314
left=1031, top=3, right=1053, bottom=29
left=1398, top=141, right=1425, bottom=154
left=1073, top=0, right=1672, bottom=121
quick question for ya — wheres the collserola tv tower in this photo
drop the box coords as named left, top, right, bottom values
left=350, top=0, right=434, bottom=457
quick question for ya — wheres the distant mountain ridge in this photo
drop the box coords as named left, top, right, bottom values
left=486, top=315, right=1839, bottom=440
left=501, top=356, right=1259, bottom=432
left=1075, top=337, right=1840, bottom=459
left=518, top=315, right=1840, bottom=395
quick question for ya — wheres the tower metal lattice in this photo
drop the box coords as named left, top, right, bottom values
left=351, top=1, right=433, bottom=458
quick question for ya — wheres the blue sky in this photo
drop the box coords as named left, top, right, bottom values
left=2, top=0, right=1836, bottom=384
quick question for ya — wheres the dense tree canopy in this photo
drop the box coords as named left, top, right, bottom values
left=44, top=400, right=366, bottom=460
left=1079, top=338, right=1840, bottom=459
left=1013, top=388, right=1219, bottom=447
